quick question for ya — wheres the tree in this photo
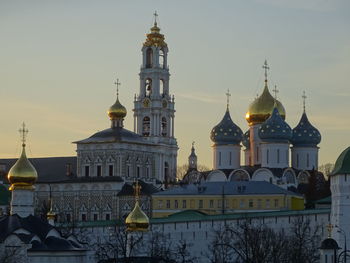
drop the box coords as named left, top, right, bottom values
left=176, top=164, right=209, bottom=181
left=318, top=163, right=335, bottom=179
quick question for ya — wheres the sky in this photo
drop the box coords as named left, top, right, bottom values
left=0, top=0, right=349, bottom=168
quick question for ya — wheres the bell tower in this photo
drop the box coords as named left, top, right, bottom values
left=133, top=13, right=178, bottom=183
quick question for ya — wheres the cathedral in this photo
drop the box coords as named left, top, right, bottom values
left=184, top=60, right=324, bottom=193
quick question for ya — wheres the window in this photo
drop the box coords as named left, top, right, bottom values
left=199, top=200, right=203, bottom=209
left=229, top=152, right=232, bottom=165
left=161, top=117, right=167, bottom=136
left=257, top=147, right=259, bottom=162
left=109, top=165, right=113, bottom=176
left=307, top=153, right=310, bottom=167
left=297, top=154, right=299, bottom=167
left=209, top=200, right=214, bottom=208
left=219, top=152, right=222, bottom=166
left=257, top=199, right=262, bottom=209
left=277, top=149, right=280, bottom=163
left=145, top=78, right=152, bottom=96
left=182, top=200, right=187, bottom=208
left=66, top=214, right=71, bottom=222
left=274, top=199, right=279, bottom=208
left=137, top=166, right=141, bottom=178
left=239, top=200, right=245, bottom=208
left=105, top=214, right=111, bottom=220
left=266, top=199, right=270, bottom=208
left=93, top=214, right=98, bottom=221
left=158, top=200, right=163, bottom=209
left=81, top=214, right=87, bottom=221
left=146, top=166, right=150, bottom=178
left=175, top=200, right=179, bottom=209
left=97, top=165, right=102, bottom=177
left=146, top=48, right=153, bottom=68
left=249, top=199, right=254, bottom=208
left=85, top=166, right=90, bottom=177
left=267, top=149, right=269, bottom=164
left=127, top=165, right=130, bottom=177
left=166, top=200, right=170, bottom=209
left=142, top=116, right=151, bottom=136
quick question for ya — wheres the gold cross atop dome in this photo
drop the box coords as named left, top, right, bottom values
left=153, top=11, right=158, bottom=26
left=226, top=89, right=231, bottom=110
left=262, top=60, right=270, bottom=83
left=114, top=78, right=121, bottom=98
left=302, top=91, right=307, bottom=112
left=19, top=122, right=28, bottom=147
left=273, top=85, right=279, bottom=99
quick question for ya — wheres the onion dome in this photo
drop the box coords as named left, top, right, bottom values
left=259, top=106, right=292, bottom=143
left=242, top=130, right=250, bottom=149
left=330, top=146, right=350, bottom=176
left=108, top=97, right=127, bottom=120
left=291, top=112, right=321, bottom=147
left=210, top=109, right=243, bottom=145
left=125, top=182, right=149, bottom=232
left=143, top=20, right=167, bottom=48
left=8, top=142, right=38, bottom=191
left=246, top=84, right=286, bottom=125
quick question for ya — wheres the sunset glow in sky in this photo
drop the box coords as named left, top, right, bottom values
left=1, top=0, right=349, bottom=167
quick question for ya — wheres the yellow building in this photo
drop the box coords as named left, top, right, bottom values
left=152, top=181, right=304, bottom=218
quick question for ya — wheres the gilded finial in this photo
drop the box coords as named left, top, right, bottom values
left=153, top=11, right=158, bottom=26
left=114, top=78, right=121, bottom=99
left=273, top=85, right=279, bottom=100
left=326, top=223, right=333, bottom=238
left=19, top=122, right=28, bottom=147
left=302, top=91, right=307, bottom=113
left=262, top=60, right=270, bottom=85
left=225, top=89, right=231, bottom=110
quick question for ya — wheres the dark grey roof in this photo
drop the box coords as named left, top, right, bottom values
left=0, top=214, right=85, bottom=251
left=320, top=238, right=340, bottom=250
left=0, top=157, right=76, bottom=183
left=117, top=180, right=159, bottom=196
left=74, top=127, right=151, bottom=145
left=154, top=181, right=300, bottom=196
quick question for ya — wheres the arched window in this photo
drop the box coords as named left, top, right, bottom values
left=164, top=162, right=169, bottom=182
left=160, top=79, right=165, bottom=97
left=145, top=78, right=152, bottom=97
left=159, top=48, right=164, bottom=68
left=146, top=48, right=153, bottom=68
left=142, top=116, right=150, bottom=136
left=161, top=117, right=167, bottom=136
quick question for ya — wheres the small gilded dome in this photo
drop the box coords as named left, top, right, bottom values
left=108, top=97, right=127, bottom=120
left=242, top=130, right=250, bottom=149
left=8, top=145, right=38, bottom=191
left=125, top=201, right=149, bottom=232
left=210, top=109, right=243, bottom=145
left=259, top=107, right=292, bottom=143
left=143, top=22, right=167, bottom=48
left=246, top=85, right=286, bottom=125
left=291, top=112, right=321, bottom=147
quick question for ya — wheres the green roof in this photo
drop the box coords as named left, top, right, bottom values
left=150, top=208, right=331, bottom=224
left=331, top=146, right=350, bottom=175
left=313, top=196, right=331, bottom=204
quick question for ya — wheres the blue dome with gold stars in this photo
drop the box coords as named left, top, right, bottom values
left=259, top=107, right=292, bottom=143
left=210, top=110, right=243, bottom=145
left=242, top=130, right=250, bottom=149
left=291, top=112, right=321, bottom=147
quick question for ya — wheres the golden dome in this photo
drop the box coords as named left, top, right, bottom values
left=143, top=22, right=167, bottom=48
left=47, top=209, right=56, bottom=220
left=125, top=200, right=149, bottom=232
left=108, top=97, right=127, bottom=120
left=245, top=84, right=286, bottom=125
left=8, top=144, right=38, bottom=191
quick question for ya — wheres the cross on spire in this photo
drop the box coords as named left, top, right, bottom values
left=226, top=89, right=231, bottom=110
left=273, top=85, right=279, bottom=99
left=18, top=122, right=28, bottom=147
left=153, top=11, right=158, bottom=26
left=262, top=60, right=270, bottom=83
left=134, top=181, right=141, bottom=202
left=114, top=78, right=121, bottom=98
left=302, top=91, right=307, bottom=112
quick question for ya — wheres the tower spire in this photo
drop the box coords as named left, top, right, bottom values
left=225, top=89, right=231, bottom=111
left=302, top=91, right=307, bottom=113
left=262, top=60, right=270, bottom=86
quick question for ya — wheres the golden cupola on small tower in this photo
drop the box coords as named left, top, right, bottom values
left=245, top=60, right=286, bottom=126
left=125, top=181, right=149, bottom=232
left=8, top=123, right=38, bottom=191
